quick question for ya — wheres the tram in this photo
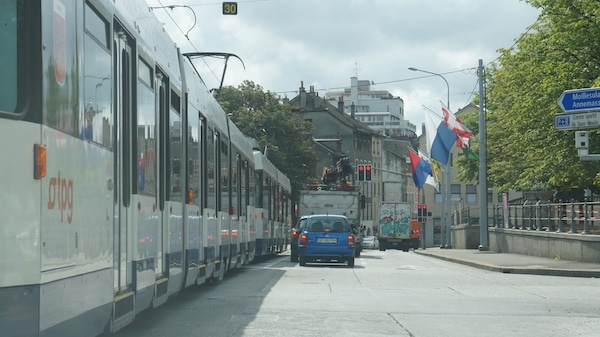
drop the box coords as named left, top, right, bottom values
left=0, top=1, right=292, bottom=336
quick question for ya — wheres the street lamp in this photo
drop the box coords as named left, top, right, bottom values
left=408, top=67, right=450, bottom=110
left=408, top=66, right=452, bottom=248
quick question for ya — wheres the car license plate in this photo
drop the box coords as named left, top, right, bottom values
left=317, top=237, right=337, bottom=244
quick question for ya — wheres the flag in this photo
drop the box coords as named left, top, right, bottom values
left=425, top=108, right=456, bottom=164
left=417, top=150, right=441, bottom=190
left=409, top=149, right=432, bottom=189
left=426, top=155, right=442, bottom=190
left=462, top=147, right=479, bottom=161
left=441, top=104, right=472, bottom=148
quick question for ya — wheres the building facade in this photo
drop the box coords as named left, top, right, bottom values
left=325, top=77, right=417, bottom=138
left=287, top=82, right=384, bottom=231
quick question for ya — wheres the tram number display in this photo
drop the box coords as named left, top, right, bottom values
left=222, top=2, right=238, bottom=15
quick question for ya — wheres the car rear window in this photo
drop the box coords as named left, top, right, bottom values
left=306, top=218, right=350, bottom=232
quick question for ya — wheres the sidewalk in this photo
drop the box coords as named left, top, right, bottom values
left=413, top=248, right=600, bottom=278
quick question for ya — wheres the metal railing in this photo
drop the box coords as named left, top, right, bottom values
left=453, top=200, right=600, bottom=235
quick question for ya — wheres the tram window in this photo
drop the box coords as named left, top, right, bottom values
left=169, top=109, right=182, bottom=202
left=0, top=0, right=18, bottom=113
left=240, top=159, right=247, bottom=217
left=248, top=165, right=256, bottom=208
left=82, top=9, right=111, bottom=146
left=231, top=153, right=239, bottom=215
left=138, top=59, right=152, bottom=88
left=187, top=107, right=200, bottom=206
left=136, top=59, right=156, bottom=197
left=206, top=128, right=216, bottom=210
left=85, top=3, right=109, bottom=49
left=220, top=139, right=229, bottom=213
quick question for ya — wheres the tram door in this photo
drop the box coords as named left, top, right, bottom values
left=113, top=25, right=135, bottom=294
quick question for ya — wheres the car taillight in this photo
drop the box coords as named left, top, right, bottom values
left=300, top=234, right=307, bottom=245
left=348, top=235, right=354, bottom=246
left=292, top=230, right=299, bottom=239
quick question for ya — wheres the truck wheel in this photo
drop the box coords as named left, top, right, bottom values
left=379, top=246, right=385, bottom=251
left=355, top=249, right=361, bottom=257
left=291, top=252, right=298, bottom=262
left=348, top=256, right=355, bottom=268
left=299, top=257, right=306, bottom=266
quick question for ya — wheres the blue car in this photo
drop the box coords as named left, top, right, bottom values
left=298, top=214, right=356, bottom=267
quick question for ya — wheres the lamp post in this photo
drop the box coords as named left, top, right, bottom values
left=408, top=67, right=452, bottom=248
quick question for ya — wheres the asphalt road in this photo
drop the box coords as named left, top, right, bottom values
left=104, top=249, right=600, bottom=337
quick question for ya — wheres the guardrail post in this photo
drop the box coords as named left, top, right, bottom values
left=535, top=199, right=543, bottom=231
left=583, top=199, right=591, bottom=234
left=546, top=200, right=554, bottom=232
left=495, top=204, right=500, bottom=228
left=514, top=205, right=523, bottom=229
left=557, top=200, right=565, bottom=233
left=509, top=203, right=514, bottom=229
left=569, top=201, right=577, bottom=233
left=527, top=200, right=533, bottom=230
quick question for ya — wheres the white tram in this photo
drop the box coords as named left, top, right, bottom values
left=0, top=1, right=292, bottom=336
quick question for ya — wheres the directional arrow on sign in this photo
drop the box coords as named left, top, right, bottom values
left=558, top=88, right=600, bottom=112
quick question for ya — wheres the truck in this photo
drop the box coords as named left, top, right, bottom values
left=377, top=202, right=420, bottom=252
left=291, top=157, right=365, bottom=262
left=297, top=187, right=364, bottom=257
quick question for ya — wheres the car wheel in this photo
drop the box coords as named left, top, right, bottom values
left=291, top=252, right=298, bottom=262
left=348, top=256, right=355, bottom=268
left=299, top=256, right=306, bottom=266
left=354, top=249, right=360, bottom=257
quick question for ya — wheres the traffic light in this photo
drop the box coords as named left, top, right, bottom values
left=365, top=164, right=372, bottom=181
left=357, top=165, right=365, bottom=181
left=417, top=204, right=427, bottom=223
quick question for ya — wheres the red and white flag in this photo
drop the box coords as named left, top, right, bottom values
left=442, top=104, right=472, bottom=148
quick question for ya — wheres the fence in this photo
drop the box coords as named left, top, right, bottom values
left=454, top=200, right=600, bottom=235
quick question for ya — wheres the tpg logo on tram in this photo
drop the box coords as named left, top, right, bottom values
left=47, top=171, right=74, bottom=224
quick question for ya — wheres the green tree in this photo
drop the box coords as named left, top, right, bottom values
left=475, top=0, right=600, bottom=196
left=217, top=80, right=316, bottom=198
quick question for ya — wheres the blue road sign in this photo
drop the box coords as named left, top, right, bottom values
left=558, top=88, right=600, bottom=112
left=555, top=114, right=571, bottom=130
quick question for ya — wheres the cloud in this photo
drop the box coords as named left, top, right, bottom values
left=147, top=0, right=539, bottom=133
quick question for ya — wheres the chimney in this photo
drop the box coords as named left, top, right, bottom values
left=351, top=102, right=356, bottom=119
left=338, top=96, right=344, bottom=114
left=300, top=81, right=306, bottom=109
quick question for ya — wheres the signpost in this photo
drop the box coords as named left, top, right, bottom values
left=557, top=88, right=600, bottom=113
left=556, top=87, right=600, bottom=160
left=554, top=111, right=600, bottom=130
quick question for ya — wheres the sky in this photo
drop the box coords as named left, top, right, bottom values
left=145, top=0, right=540, bottom=134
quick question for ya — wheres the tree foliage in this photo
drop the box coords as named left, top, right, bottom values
left=474, top=0, right=600, bottom=195
left=216, top=80, right=316, bottom=196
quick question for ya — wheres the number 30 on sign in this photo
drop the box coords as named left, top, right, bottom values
left=223, top=2, right=237, bottom=15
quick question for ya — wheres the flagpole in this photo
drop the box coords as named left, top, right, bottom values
left=409, top=67, right=452, bottom=248
left=478, top=59, right=489, bottom=251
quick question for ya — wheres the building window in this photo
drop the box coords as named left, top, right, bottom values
left=435, top=190, right=442, bottom=203
left=466, top=185, right=477, bottom=203
left=451, top=184, right=461, bottom=202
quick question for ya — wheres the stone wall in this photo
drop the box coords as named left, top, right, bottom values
left=482, top=227, right=600, bottom=263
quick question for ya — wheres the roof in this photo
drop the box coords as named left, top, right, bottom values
left=288, top=83, right=379, bottom=137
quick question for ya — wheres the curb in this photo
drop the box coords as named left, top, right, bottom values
left=414, top=250, right=600, bottom=278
